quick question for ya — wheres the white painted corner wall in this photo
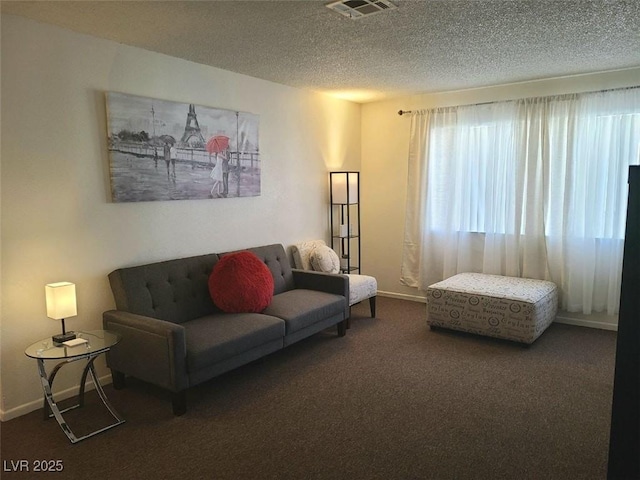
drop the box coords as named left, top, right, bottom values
left=0, top=15, right=361, bottom=420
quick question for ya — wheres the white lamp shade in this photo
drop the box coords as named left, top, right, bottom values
left=45, top=282, right=77, bottom=320
left=331, top=172, right=359, bottom=204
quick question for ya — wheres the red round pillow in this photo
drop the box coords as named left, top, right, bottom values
left=208, top=251, right=274, bottom=313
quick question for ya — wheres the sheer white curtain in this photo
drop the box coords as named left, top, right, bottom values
left=401, top=88, right=640, bottom=315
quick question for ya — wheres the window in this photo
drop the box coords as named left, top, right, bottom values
left=402, top=88, right=640, bottom=315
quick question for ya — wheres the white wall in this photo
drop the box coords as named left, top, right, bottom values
left=0, top=15, right=361, bottom=419
left=361, top=68, right=640, bottom=320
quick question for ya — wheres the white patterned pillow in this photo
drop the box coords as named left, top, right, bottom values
left=292, top=240, right=326, bottom=270
left=309, top=245, right=340, bottom=274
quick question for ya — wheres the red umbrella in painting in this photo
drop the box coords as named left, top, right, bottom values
left=206, top=135, right=230, bottom=154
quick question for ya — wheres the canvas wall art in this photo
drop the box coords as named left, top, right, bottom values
left=105, top=92, right=260, bottom=202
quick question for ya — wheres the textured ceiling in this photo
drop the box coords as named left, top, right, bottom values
left=3, top=0, right=640, bottom=103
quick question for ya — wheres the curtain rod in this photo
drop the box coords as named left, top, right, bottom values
left=398, top=99, right=496, bottom=115
left=397, top=85, right=640, bottom=116
left=399, top=99, right=495, bottom=115
left=398, top=98, right=512, bottom=115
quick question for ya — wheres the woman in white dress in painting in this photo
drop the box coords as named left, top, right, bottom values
left=210, top=154, right=224, bottom=198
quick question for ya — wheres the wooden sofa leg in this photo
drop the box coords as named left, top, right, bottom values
left=172, top=391, right=187, bottom=416
left=369, top=296, right=377, bottom=318
left=111, top=370, right=126, bottom=390
left=337, top=320, right=347, bottom=337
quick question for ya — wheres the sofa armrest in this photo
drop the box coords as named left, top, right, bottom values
left=102, top=310, right=188, bottom=392
left=292, top=269, right=350, bottom=309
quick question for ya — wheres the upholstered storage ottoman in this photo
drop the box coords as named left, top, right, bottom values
left=426, top=273, right=558, bottom=344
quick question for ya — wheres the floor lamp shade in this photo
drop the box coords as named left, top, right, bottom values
left=330, top=171, right=359, bottom=204
left=45, top=282, right=77, bottom=320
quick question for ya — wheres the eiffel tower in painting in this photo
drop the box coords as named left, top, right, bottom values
left=180, top=104, right=206, bottom=148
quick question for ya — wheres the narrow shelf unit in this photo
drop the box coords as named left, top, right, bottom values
left=329, top=171, right=360, bottom=274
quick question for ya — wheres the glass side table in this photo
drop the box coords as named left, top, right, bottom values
left=24, top=329, right=125, bottom=444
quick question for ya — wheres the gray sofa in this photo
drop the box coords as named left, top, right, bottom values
left=103, top=243, right=349, bottom=415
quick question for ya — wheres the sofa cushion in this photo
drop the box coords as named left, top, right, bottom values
left=263, top=289, right=346, bottom=334
left=209, top=251, right=274, bottom=313
left=108, top=254, right=220, bottom=324
left=346, top=274, right=377, bottom=305
left=184, top=313, right=285, bottom=372
left=247, top=244, right=296, bottom=294
left=309, top=245, right=340, bottom=274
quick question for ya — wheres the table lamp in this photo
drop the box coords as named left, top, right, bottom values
left=46, top=282, right=77, bottom=344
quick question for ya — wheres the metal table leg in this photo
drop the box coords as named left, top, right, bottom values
left=37, top=354, right=125, bottom=444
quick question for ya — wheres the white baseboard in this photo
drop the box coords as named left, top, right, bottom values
left=378, top=290, right=426, bottom=303
left=554, top=315, right=618, bottom=331
left=0, top=374, right=112, bottom=422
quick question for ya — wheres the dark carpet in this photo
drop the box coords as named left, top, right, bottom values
left=1, top=297, right=617, bottom=480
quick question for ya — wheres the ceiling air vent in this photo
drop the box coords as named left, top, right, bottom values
left=326, top=0, right=397, bottom=19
